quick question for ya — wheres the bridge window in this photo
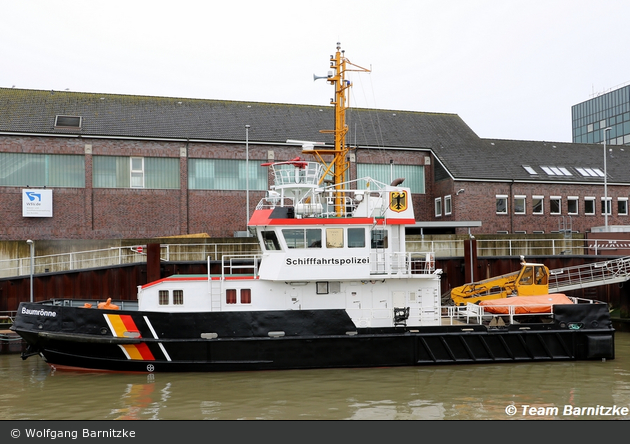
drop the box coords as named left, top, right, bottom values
left=348, top=228, right=365, bottom=248
left=262, top=231, right=281, bottom=250
left=282, top=228, right=321, bottom=248
left=326, top=228, right=344, bottom=248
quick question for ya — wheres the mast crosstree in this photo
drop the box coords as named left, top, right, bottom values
left=309, top=42, right=371, bottom=216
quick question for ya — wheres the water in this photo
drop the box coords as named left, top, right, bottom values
left=1, top=332, right=629, bottom=420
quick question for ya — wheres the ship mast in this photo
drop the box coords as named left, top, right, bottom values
left=307, top=43, right=371, bottom=215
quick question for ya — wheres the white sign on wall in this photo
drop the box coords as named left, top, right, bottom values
left=22, top=189, right=53, bottom=217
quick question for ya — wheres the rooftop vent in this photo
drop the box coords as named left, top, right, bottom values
left=54, top=115, right=82, bottom=129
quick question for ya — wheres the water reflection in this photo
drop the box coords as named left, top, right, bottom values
left=1, top=332, right=629, bottom=420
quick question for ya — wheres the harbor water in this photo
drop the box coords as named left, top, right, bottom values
left=0, top=332, right=629, bottom=421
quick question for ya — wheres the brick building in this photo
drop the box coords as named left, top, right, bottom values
left=2, top=87, right=630, bottom=240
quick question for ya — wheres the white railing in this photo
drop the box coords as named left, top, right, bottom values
left=0, top=243, right=259, bottom=279
left=441, top=296, right=600, bottom=326
left=3, top=237, right=630, bottom=279
left=219, top=254, right=262, bottom=279
left=407, top=237, right=630, bottom=257
left=549, top=256, right=630, bottom=292
left=370, top=252, right=436, bottom=276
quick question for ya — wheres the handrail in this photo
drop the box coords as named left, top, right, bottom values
left=3, top=237, right=630, bottom=279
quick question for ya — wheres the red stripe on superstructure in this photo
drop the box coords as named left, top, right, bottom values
left=249, top=217, right=415, bottom=226
left=120, top=315, right=141, bottom=335
left=141, top=276, right=208, bottom=289
left=222, top=275, right=258, bottom=280
left=249, top=209, right=274, bottom=225
left=142, top=274, right=257, bottom=288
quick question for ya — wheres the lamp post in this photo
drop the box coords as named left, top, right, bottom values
left=245, top=125, right=250, bottom=232
left=390, top=159, right=393, bottom=184
left=603, top=127, right=612, bottom=231
left=26, top=239, right=34, bottom=302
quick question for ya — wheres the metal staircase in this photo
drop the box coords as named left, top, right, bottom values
left=549, top=255, right=630, bottom=293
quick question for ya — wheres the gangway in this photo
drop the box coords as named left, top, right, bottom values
left=549, top=255, right=630, bottom=293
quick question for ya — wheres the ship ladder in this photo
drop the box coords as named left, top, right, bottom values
left=210, top=279, right=222, bottom=311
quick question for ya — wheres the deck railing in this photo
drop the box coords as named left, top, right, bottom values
left=442, top=296, right=601, bottom=326
left=1, top=238, right=628, bottom=279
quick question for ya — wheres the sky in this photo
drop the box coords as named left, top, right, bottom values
left=2, top=0, right=630, bottom=143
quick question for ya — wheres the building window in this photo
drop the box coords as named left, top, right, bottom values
left=357, top=163, right=425, bottom=193
left=173, top=290, right=183, bottom=305
left=188, top=159, right=268, bottom=191
left=585, top=197, right=595, bottom=215
left=532, top=196, right=544, bottom=215
left=93, top=156, right=179, bottom=189
left=444, top=195, right=452, bottom=215
left=159, top=290, right=169, bottom=305
left=496, top=195, right=508, bottom=214
left=522, top=165, right=537, bottom=175
left=0, top=153, right=85, bottom=188
left=567, top=197, right=579, bottom=215
left=54, top=115, right=82, bottom=129
left=601, top=197, right=612, bottom=216
left=226, top=289, right=237, bottom=304
left=550, top=197, right=561, bottom=215
left=514, top=196, right=526, bottom=214
left=435, top=197, right=442, bottom=217
left=619, top=198, right=628, bottom=216
left=241, top=289, right=251, bottom=304
left=130, top=157, right=144, bottom=188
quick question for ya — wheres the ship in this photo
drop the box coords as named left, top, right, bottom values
left=11, top=44, right=615, bottom=372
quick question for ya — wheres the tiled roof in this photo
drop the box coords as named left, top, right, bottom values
left=1, top=87, right=628, bottom=184
left=0, top=87, right=474, bottom=148
left=452, top=138, right=630, bottom=184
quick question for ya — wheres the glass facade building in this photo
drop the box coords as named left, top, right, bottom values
left=572, top=84, right=630, bottom=145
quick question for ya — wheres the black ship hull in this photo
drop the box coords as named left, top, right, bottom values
left=12, top=302, right=615, bottom=372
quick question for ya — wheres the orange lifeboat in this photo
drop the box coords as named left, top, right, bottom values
left=479, top=294, right=573, bottom=314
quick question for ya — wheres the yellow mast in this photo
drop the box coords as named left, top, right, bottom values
left=307, top=43, right=370, bottom=215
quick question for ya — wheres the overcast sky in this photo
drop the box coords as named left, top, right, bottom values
left=2, top=0, right=630, bottom=143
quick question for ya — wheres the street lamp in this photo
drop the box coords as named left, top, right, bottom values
left=26, top=239, right=34, bottom=302
left=603, top=127, right=612, bottom=231
left=245, top=125, right=250, bottom=231
left=390, top=159, right=393, bottom=184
